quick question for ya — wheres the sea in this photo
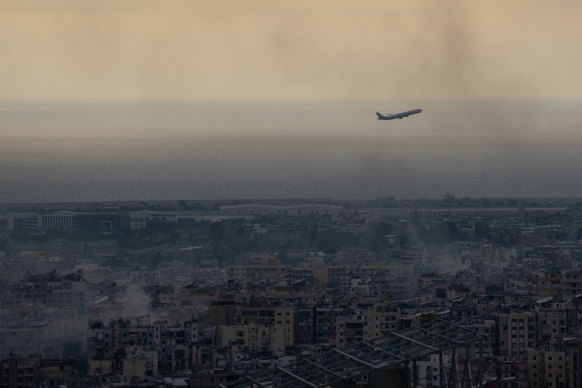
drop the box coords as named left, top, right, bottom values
left=1, top=98, right=581, bottom=203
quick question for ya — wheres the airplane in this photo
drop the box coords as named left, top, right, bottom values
left=376, top=108, right=422, bottom=120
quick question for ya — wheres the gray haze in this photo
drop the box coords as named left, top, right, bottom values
left=1, top=99, right=581, bottom=203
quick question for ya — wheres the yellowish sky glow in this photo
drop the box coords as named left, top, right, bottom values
left=1, top=0, right=581, bottom=99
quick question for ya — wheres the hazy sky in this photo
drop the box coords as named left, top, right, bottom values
left=1, top=0, right=581, bottom=99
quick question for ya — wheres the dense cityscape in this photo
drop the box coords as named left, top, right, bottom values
left=1, top=196, right=582, bottom=387
left=3, top=1, right=581, bottom=388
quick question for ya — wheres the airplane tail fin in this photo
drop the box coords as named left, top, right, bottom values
left=376, top=112, right=386, bottom=119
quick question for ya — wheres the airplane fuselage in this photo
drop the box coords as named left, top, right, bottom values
left=376, top=109, right=422, bottom=120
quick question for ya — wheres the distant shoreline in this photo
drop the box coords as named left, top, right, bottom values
left=0, top=197, right=578, bottom=212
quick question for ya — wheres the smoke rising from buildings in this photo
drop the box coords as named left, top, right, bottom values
left=103, top=283, right=159, bottom=322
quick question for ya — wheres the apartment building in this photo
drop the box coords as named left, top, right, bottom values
left=498, top=312, right=536, bottom=360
